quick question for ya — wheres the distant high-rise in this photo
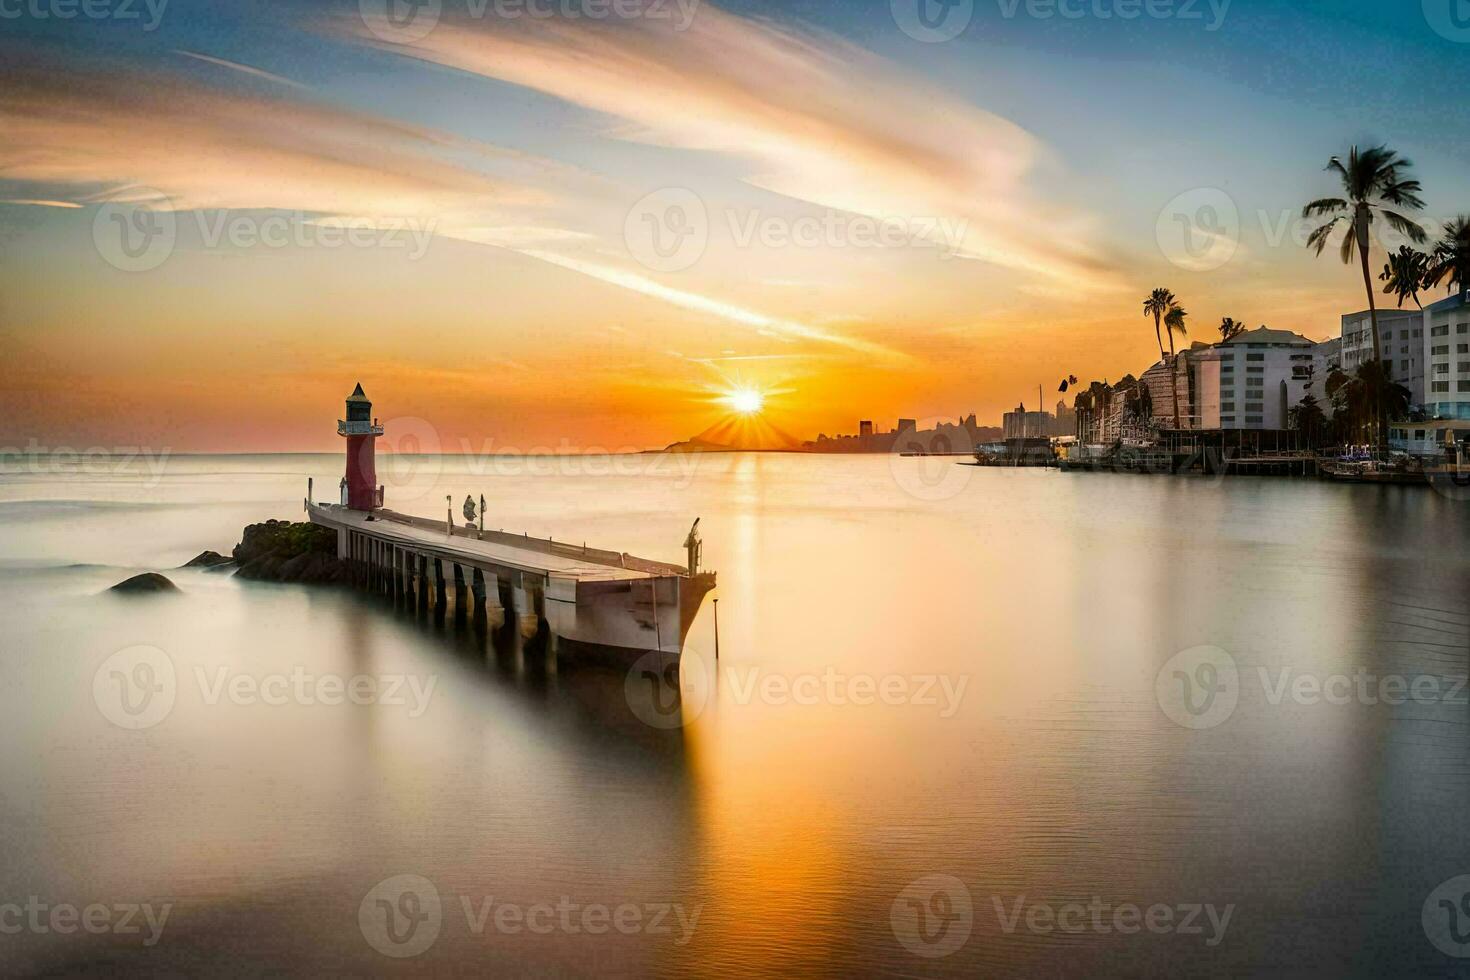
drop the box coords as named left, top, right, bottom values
left=859, top=420, right=874, bottom=438
left=897, top=418, right=917, bottom=434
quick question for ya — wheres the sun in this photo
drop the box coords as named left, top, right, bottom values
left=726, top=388, right=765, bottom=415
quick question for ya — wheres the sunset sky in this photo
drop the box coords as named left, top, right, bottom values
left=3, top=0, right=1469, bottom=452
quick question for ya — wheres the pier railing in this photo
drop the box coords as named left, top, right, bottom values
left=371, top=508, right=688, bottom=577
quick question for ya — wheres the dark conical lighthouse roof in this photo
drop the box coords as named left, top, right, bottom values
left=346, top=382, right=370, bottom=403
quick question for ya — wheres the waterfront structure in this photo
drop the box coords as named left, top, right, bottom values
left=312, top=385, right=715, bottom=662
left=1002, top=406, right=1051, bottom=440
left=1139, top=349, right=1202, bottom=430
left=806, top=416, right=1001, bottom=453
left=1341, top=308, right=1424, bottom=404
left=1425, top=290, right=1470, bottom=419
left=1189, top=328, right=1325, bottom=431
left=338, top=383, right=384, bottom=510
left=1389, top=419, right=1470, bottom=457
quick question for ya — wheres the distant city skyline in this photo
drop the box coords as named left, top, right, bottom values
left=3, top=1, right=1470, bottom=451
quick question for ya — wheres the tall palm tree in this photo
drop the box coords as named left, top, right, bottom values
left=1379, top=245, right=1431, bottom=309
left=1143, top=288, right=1180, bottom=429
left=1302, top=144, right=1426, bottom=450
left=1427, top=216, right=1470, bottom=297
left=1164, top=305, right=1188, bottom=428
left=1219, top=317, right=1246, bottom=342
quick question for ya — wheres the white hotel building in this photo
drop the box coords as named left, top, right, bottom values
left=1425, top=290, right=1470, bottom=420
left=1340, top=308, right=1424, bottom=405
left=1188, top=328, right=1334, bottom=430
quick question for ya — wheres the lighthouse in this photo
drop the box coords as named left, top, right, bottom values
left=338, top=383, right=384, bottom=511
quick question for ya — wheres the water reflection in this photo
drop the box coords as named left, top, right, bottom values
left=3, top=457, right=1470, bottom=974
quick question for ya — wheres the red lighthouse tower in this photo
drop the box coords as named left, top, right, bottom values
left=338, top=383, right=384, bottom=511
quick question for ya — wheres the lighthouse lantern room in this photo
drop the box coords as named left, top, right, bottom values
left=338, top=383, right=384, bottom=511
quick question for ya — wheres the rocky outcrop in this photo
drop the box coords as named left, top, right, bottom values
left=110, top=572, right=179, bottom=594
left=232, top=520, right=347, bottom=585
left=181, top=550, right=233, bottom=569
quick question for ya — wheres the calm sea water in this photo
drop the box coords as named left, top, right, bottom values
left=3, top=452, right=1470, bottom=976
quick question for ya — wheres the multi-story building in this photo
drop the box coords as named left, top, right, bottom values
left=1425, top=290, right=1470, bottom=420
left=1341, top=308, right=1424, bottom=404
left=1139, top=346, right=1203, bottom=430
left=1189, top=327, right=1327, bottom=430
left=1003, top=407, right=1052, bottom=440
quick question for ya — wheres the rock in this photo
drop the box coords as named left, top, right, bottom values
left=233, top=520, right=346, bottom=585
left=109, top=572, right=179, bottom=594
left=181, top=550, right=233, bottom=569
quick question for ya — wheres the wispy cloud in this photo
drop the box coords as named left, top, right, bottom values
left=172, top=49, right=311, bottom=90
left=477, top=239, right=902, bottom=357
left=0, top=47, right=544, bottom=218
left=1, top=41, right=879, bottom=356
left=343, top=4, right=1119, bottom=290
left=0, top=199, right=83, bottom=208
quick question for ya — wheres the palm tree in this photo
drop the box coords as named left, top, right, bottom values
left=1427, top=216, right=1470, bottom=297
left=1379, top=245, right=1431, bottom=309
left=1326, top=362, right=1412, bottom=443
left=1143, top=288, right=1182, bottom=429
left=1163, top=305, right=1188, bottom=428
left=1289, top=394, right=1329, bottom=447
left=1302, top=144, right=1426, bottom=450
left=1219, top=317, right=1246, bottom=342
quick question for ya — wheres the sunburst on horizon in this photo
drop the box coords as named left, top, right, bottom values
left=723, top=387, right=766, bottom=416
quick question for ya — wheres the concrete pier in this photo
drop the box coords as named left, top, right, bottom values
left=308, top=502, right=714, bottom=661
